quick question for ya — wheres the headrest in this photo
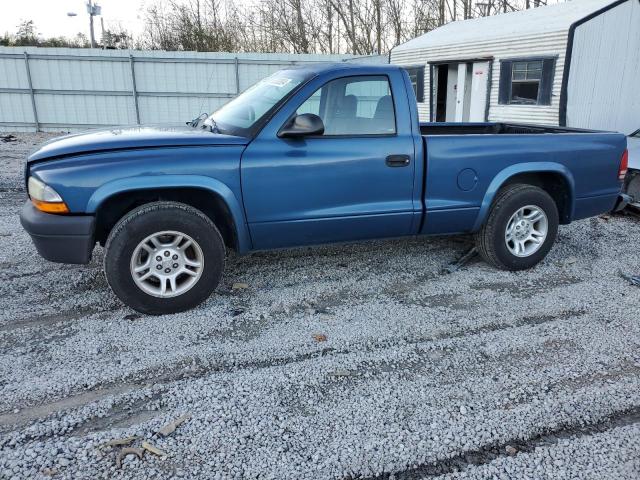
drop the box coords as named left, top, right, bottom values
left=374, top=95, right=393, bottom=119
left=336, top=94, right=358, bottom=117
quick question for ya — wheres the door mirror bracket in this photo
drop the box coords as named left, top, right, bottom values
left=278, top=113, right=325, bottom=138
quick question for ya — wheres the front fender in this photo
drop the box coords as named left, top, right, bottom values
left=87, top=175, right=252, bottom=253
left=472, top=162, right=575, bottom=231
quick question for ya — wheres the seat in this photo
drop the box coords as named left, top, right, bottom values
left=367, top=95, right=395, bottom=134
left=335, top=94, right=358, bottom=118
left=326, top=95, right=358, bottom=134
left=374, top=95, right=393, bottom=120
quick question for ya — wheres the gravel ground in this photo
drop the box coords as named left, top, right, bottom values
left=1, top=133, right=639, bottom=480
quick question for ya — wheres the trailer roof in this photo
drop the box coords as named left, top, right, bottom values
left=393, top=0, right=622, bottom=52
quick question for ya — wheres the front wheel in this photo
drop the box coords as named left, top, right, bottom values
left=104, top=201, right=225, bottom=315
left=476, top=184, right=559, bottom=271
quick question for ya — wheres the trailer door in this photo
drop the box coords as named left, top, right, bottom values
left=469, top=61, right=490, bottom=122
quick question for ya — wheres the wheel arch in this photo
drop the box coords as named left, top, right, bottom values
left=472, top=163, right=575, bottom=231
left=88, top=175, right=251, bottom=253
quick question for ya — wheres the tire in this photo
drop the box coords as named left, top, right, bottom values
left=475, top=184, right=559, bottom=271
left=104, top=201, right=225, bottom=315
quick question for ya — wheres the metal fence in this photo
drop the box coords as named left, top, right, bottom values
left=0, top=47, right=385, bottom=132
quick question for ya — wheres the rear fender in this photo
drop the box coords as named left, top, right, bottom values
left=472, top=162, right=575, bottom=231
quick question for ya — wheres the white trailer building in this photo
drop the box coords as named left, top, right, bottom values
left=390, top=0, right=639, bottom=134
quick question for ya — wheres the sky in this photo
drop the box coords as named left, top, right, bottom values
left=0, top=0, right=149, bottom=39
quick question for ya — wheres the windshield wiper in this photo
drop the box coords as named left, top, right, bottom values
left=187, top=113, right=207, bottom=128
left=206, top=117, right=221, bottom=134
left=187, top=113, right=220, bottom=134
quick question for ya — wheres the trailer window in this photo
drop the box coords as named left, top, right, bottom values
left=404, top=66, right=425, bottom=103
left=498, top=58, right=555, bottom=106
left=511, top=61, right=542, bottom=104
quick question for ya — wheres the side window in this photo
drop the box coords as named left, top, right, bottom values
left=499, top=58, right=556, bottom=106
left=296, top=75, right=396, bottom=136
left=296, top=89, right=321, bottom=115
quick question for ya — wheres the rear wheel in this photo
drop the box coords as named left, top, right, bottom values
left=476, top=184, right=559, bottom=271
left=104, top=201, right=224, bottom=314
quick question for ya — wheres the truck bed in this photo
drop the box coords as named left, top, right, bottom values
left=418, top=124, right=626, bottom=236
left=419, top=122, right=600, bottom=136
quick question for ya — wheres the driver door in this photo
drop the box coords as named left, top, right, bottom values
left=241, top=71, right=416, bottom=249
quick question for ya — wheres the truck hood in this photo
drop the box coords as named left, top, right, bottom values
left=28, top=124, right=249, bottom=162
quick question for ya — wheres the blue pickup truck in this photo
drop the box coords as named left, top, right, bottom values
left=20, top=64, right=629, bottom=314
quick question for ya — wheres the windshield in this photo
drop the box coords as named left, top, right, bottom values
left=205, top=71, right=310, bottom=136
left=631, top=129, right=640, bottom=138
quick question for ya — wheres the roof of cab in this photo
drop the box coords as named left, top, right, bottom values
left=282, top=62, right=401, bottom=75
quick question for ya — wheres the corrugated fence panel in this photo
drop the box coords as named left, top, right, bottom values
left=0, top=93, right=34, bottom=124
left=0, top=55, right=32, bottom=126
left=0, top=57, right=28, bottom=88
left=35, top=94, right=136, bottom=126
left=28, top=58, right=132, bottom=91
left=134, top=61, right=237, bottom=94
left=0, top=47, right=372, bottom=132
left=138, top=96, right=228, bottom=124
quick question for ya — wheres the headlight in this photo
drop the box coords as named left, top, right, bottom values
left=28, top=176, right=69, bottom=213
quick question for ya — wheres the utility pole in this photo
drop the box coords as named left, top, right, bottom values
left=101, top=17, right=106, bottom=49
left=88, top=0, right=95, bottom=47
left=86, top=1, right=102, bottom=48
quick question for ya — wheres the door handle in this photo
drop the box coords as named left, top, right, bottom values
left=386, top=155, right=411, bottom=167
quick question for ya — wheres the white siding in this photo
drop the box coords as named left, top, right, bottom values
left=567, top=0, right=640, bottom=135
left=390, top=31, right=568, bottom=125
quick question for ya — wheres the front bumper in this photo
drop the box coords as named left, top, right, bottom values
left=19, top=201, right=96, bottom=264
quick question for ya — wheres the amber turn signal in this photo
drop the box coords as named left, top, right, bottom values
left=31, top=198, right=70, bottom=214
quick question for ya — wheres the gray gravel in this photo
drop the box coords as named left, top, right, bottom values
left=1, top=132, right=639, bottom=479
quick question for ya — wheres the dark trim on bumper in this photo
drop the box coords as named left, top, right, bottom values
left=19, top=201, right=96, bottom=264
left=613, top=193, right=632, bottom=213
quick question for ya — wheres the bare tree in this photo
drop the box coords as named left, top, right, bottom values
left=139, top=0, right=563, bottom=54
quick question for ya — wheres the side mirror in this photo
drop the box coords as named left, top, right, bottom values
left=278, top=113, right=324, bottom=138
